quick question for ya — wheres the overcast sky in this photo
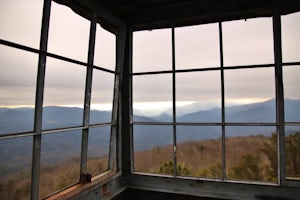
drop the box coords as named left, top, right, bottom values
left=0, top=0, right=299, bottom=113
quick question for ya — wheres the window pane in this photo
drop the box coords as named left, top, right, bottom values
left=40, top=130, right=81, bottom=199
left=43, top=58, right=86, bottom=129
left=223, top=18, right=274, bottom=66
left=177, top=126, right=222, bottom=179
left=285, top=126, right=300, bottom=180
left=133, top=74, right=172, bottom=121
left=175, top=23, right=220, bottom=69
left=0, top=0, right=42, bottom=48
left=225, top=68, right=276, bottom=122
left=94, top=24, right=116, bottom=71
left=87, top=126, right=110, bottom=176
left=0, top=45, right=37, bottom=134
left=48, top=2, right=89, bottom=62
left=176, top=71, right=221, bottom=122
left=283, top=66, right=300, bottom=122
left=0, top=137, right=32, bottom=200
left=133, top=125, right=173, bottom=175
left=90, top=70, right=114, bottom=124
left=282, top=12, right=300, bottom=62
left=133, top=29, right=172, bottom=72
left=226, top=126, right=277, bottom=183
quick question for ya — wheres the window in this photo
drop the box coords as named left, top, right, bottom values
left=282, top=12, right=300, bottom=182
left=0, top=1, right=118, bottom=199
left=131, top=14, right=300, bottom=186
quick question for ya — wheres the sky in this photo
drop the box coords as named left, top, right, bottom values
left=0, top=0, right=299, bottom=114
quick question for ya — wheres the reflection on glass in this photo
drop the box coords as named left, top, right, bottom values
left=133, top=125, right=173, bottom=175
left=48, top=2, right=89, bottom=62
left=282, top=12, right=300, bottom=62
left=133, top=74, right=172, bottom=121
left=90, top=70, right=114, bottom=124
left=283, top=66, right=300, bottom=122
left=133, top=29, right=172, bottom=72
left=285, top=126, right=300, bottom=180
left=226, top=126, right=277, bottom=183
left=0, top=0, right=42, bottom=48
left=0, top=137, right=32, bottom=200
left=223, top=18, right=274, bottom=66
left=40, top=130, right=81, bottom=199
left=87, top=126, right=110, bottom=176
left=176, top=71, right=221, bottom=122
left=177, top=126, right=222, bottom=178
left=43, top=57, right=85, bottom=130
left=0, top=45, right=37, bottom=134
left=225, top=68, right=275, bottom=122
left=175, top=23, right=220, bottom=69
left=94, top=24, right=116, bottom=70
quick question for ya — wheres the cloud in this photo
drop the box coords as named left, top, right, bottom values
left=0, top=1, right=299, bottom=109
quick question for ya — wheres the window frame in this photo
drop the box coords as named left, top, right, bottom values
left=0, top=0, right=120, bottom=199
left=130, top=11, right=300, bottom=187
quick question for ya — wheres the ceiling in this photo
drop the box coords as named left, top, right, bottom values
left=55, top=0, right=300, bottom=31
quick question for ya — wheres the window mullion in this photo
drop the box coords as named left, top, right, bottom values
left=80, top=13, right=96, bottom=182
left=31, top=0, right=51, bottom=199
left=273, top=8, right=286, bottom=185
left=172, top=26, right=177, bottom=176
left=219, top=21, right=226, bottom=181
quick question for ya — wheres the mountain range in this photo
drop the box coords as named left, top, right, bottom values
left=1, top=99, right=300, bottom=176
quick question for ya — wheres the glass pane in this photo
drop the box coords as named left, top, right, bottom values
left=133, top=29, right=172, bottom=72
left=225, top=68, right=276, bottom=122
left=285, top=126, right=300, bottom=180
left=87, top=126, right=110, bottom=176
left=90, top=70, right=114, bottom=124
left=175, top=23, right=220, bottom=69
left=94, top=24, right=116, bottom=71
left=283, top=66, right=300, bottom=122
left=0, top=0, right=42, bottom=48
left=133, top=125, right=173, bottom=175
left=0, top=45, right=37, bottom=134
left=176, top=71, right=221, bottom=122
left=48, top=2, right=89, bottom=62
left=177, top=126, right=222, bottom=178
left=40, top=130, right=81, bottom=199
left=0, top=137, right=32, bottom=200
left=226, top=126, right=277, bottom=183
left=223, top=18, right=274, bottom=66
left=282, top=12, right=300, bottom=62
left=43, top=57, right=86, bottom=130
left=133, top=74, right=172, bottom=121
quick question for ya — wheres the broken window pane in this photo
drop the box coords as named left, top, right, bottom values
left=175, top=23, right=220, bottom=69
left=177, top=126, right=222, bottom=179
left=133, top=125, right=173, bottom=175
left=226, top=126, right=277, bottom=183
left=133, top=29, right=172, bottom=73
left=40, top=130, right=81, bottom=199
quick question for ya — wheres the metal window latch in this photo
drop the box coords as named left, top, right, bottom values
left=81, top=173, right=92, bottom=183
